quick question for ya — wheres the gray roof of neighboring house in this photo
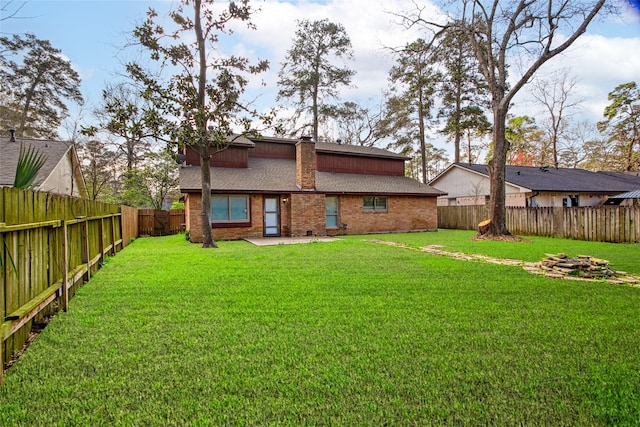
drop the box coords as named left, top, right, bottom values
left=454, top=163, right=640, bottom=193
left=608, top=189, right=640, bottom=200
left=596, top=171, right=640, bottom=187
left=179, top=158, right=445, bottom=196
left=0, top=136, right=73, bottom=187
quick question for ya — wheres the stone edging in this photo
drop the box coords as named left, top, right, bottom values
left=366, top=239, right=640, bottom=287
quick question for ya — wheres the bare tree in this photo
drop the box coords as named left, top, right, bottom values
left=0, top=1, right=28, bottom=22
left=531, top=69, right=582, bottom=168
left=404, top=0, right=609, bottom=236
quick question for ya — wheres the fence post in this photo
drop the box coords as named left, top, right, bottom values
left=110, top=215, right=116, bottom=255
left=61, top=220, right=69, bottom=312
left=98, top=218, right=104, bottom=267
left=81, top=219, right=91, bottom=282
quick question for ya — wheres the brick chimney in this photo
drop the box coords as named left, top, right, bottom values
left=296, top=135, right=316, bottom=190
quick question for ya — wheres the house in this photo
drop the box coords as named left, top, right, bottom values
left=429, top=163, right=640, bottom=207
left=599, top=172, right=640, bottom=206
left=0, top=131, right=88, bottom=198
left=179, top=135, right=445, bottom=242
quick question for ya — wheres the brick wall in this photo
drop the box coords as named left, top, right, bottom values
left=326, top=195, right=438, bottom=236
left=185, top=191, right=438, bottom=242
left=185, top=193, right=266, bottom=242
left=290, top=193, right=326, bottom=236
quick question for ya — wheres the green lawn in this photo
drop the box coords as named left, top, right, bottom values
left=1, top=230, right=639, bottom=426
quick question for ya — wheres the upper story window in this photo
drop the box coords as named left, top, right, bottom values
left=212, top=195, right=249, bottom=223
left=363, top=196, right=387, bottom=212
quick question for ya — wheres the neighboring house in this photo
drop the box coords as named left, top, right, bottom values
left=0, top=131, right=88, bottom=198
left=599, top=172, right=640, bottom=206
left=429, top=163, right=639, bottom=207
left=179, top=135, right=445, bottom=242
left=603, top=189, right=640, bottom=206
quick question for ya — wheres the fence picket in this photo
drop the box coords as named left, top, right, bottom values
left=438, top=205, right=640, bottom=243
left=1, top=188, right=139, bottom=385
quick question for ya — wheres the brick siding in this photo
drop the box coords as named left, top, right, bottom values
left=296, top=137, right=316, bottom=190
left=327, top=195, right=438, bottom=236
left=186, top=191, right=438, bottom=242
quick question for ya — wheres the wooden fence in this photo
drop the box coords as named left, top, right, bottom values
left=1, top=188, right=137, bottom=386
left=438, top=205, right=640, bottom=243
left=138, top=209, right=185, bottom=236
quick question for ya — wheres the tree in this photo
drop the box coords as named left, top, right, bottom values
left=597, top=81, right=640, bottom=171
left=408, top=0, right=608, bottom=236
left=530, top=69, right=581, bottom=168
left=324, top=101, right=385, bottom=146
left=1, top=1, right=28, bottom=21
left=128, top=0, right=269, bottom=247
left=78, top=139, right=118, bottom=201
left=505, top=116, right=545, bottom=166
left=457, top=106, right=492, bottom=163
left=0, top=33, right=83, bottom=138
left=137, top=150, right=180, bottom=210
left=382, top=39, right=439, bottom=184
left=277, top=19, right=355, bottom=142
left=435, top=21, right=491, bottom=163
left=83, top=83, right=156, bottom=172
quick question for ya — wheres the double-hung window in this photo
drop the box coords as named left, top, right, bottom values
left=212, top=195, right=249, bottom=224
left=363, top=196, right=387, bottom=212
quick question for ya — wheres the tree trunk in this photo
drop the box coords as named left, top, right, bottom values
left=478, top=219, right=491, bottom=235
left=485, top=105, right=510, bottom=236
left=199, top=146, right=217, bottom=248
left=418, top=93, right=427, bottom=184
left=195, top=0, right=217, bottom=248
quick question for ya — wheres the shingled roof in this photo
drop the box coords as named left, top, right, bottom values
left=179, top=158, right=444, bottom=196
left=454, top=163, right=639, bottom=193
left=1, top=136, right=74, bottom=188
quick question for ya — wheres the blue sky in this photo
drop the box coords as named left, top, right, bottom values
left=2, top=0, right=640, bottom=156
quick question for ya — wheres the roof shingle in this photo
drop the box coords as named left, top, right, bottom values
left=455, top=163, right=639, bottom=193
left=0, top=136, right=72, bottom=187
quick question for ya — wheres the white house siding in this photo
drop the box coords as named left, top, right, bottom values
left=39, top=152, right=83, bottom=197
left=432, top=167, right=489, bottom=200
left=531, top=192, right=606, bottom=207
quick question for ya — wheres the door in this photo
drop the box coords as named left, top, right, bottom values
left=263, top=196, right=280, bottom=236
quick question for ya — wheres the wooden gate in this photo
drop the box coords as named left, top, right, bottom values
left=138, top=209, right=185, bottom=236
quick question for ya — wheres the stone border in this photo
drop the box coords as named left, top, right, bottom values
left=366, top=239, right=640, bottom=287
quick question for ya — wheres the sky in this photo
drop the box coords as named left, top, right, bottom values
left=2, top=0, right=640, bottom=160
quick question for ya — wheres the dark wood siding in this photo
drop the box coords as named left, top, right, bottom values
left=317, top=152, right=405, bottom=176
left=250, top=141, right=296, bottom=159
left=185, top=146, right=248, bottom=168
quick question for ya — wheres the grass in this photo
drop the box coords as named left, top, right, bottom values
left=1, top=230, right=639, bottom=426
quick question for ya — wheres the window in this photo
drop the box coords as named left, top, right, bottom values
left=212, top=195, right=249, bottom=223
left=562, top=195, right=579, bottom=207
left=326, top=196, right=338, bottom=228
left=363, top=196, right=387, bottom=212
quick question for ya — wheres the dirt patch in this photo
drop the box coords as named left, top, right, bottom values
left=367, top=239, right=640, bottom=287
left=471, top=233, right=532, bottom=243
